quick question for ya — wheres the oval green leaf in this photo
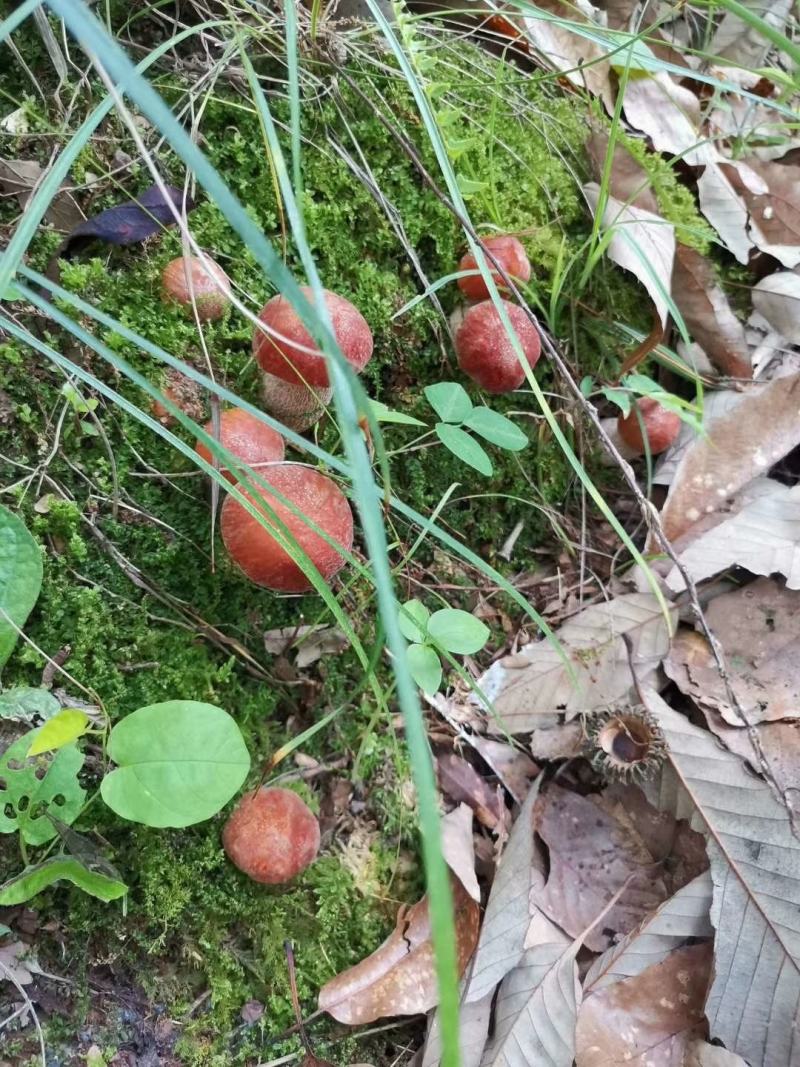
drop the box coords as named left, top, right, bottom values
left=425, top=382, right=472, bottom=424
left=27, top=708, right=89, bottom=756
left=406, top=643, right=443, bottom=695
left=464, top=408, right=528, bottom=451
left=428, top=608, right=490, bottom=655
left=100, top=701, right=250, bottom=828
left=398, top=598, right=430, bottom=643
left=0, top=856, right=127, bottom=906
left=435, top=424, right=492, bottom=476
left=0, top=504, right=42, bottom=670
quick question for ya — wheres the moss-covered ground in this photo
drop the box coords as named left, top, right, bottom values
left=0, top=10, right=711, bottom=1064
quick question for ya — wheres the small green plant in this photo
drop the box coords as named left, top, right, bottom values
left=582, top=371, right=703, bottom=432
left=398, top=598, right=490, bottom=694
left=0, top=503, right=251, bottom=906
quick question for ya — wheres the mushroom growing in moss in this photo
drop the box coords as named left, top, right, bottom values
left=617, top=398, right=680, bottom=455
left=195, top=408, right=285, bottom=483
left=162, top=255, right=231, bottom=322
left=457, top=235, right=531, bottom=303
left=221, top=463, right=354, bottom=593
left=223, top=787, right=320, bottom=884
left=253, top=287, right=373, bottom=431
left=455, top=299, right=541, bottom=393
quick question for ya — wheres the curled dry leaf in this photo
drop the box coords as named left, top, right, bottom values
left=670, top=244, right=751, bottom=379
left=584, top=183, right=676, bottom=328
left=752, top=271, right=800, bottom=344
left=466, top=736, right=538, bottom=805
left=665, top=478, right=800, bottom=591
left=621, top=74, right=713, bottom=166
left=263, top=624, right=347, bottom=669
left=723, top=159, right=800, bottom=269
left=532, top=784, right=705, bottom=952
left=657, top=372, right=800, bottom=546
left=575, top=941, right=712, bottom=1067
left=696, top=162, right=756, bottom=265
left=318, top=877, right=480, bottom=1025
left=523, top=1, right=613, bottom=111
left=645, top=689, right=800, bottom=1067
left=437, top=753, right=507, bottom=834
left=474, top=594, right=675, bottom=731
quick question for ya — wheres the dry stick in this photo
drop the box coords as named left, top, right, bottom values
left=331, top=57, right=779, bottom=799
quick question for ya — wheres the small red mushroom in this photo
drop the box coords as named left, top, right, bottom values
left=617, top=397, right=681, bottom=455
left=162, top=255, right=231, bottom=322
left=253, top=287, right=373, bottom=432
left=221, top=463, right=354, bottom=593
left=455, top=299, right=541, bottom=393
left=195, top=408, right=285, bottom=483
left=223, top=787, right=320, bottom=884
left=457, top=235, right=531, bottom=303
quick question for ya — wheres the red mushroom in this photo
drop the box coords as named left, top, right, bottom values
left=195, top=408, right=285, bottom=483
left=223, top=787, right=320, bottom=884
left=457, top=235, right=531, bottom=303
left=617, top=397, right=681, bottom=455
left=253, top=287, right=373, bottom=432
left=455, top=299, right=541, bottom=393
left=221, top=463, right=354, bottom=593
left=162, top=255, right=231, bottom=322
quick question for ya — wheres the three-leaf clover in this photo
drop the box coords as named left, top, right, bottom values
left=398, top=598, right=490, bottom=694
left=424, top=382, right=528, bottom=476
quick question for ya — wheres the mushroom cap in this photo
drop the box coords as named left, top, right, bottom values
left=457, top=236, right=531, bottom=303
left=253, top=287, right=373, bottom=388
left=455, top=299, right=541, bottom=394
left=221, top=463, right=354, bottom=592
left=195, top=408, right=285, bottom=483
left=617, top=397, right=681, bottom=455
left=162, top=255, right=231, bottom=322
left=222, top=787, right=320, bottom=884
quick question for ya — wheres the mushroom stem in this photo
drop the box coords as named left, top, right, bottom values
left=261, top=372, right=333, bottom=433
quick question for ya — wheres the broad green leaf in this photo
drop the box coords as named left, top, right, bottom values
left=100, top=700, right=250, bottom=828
left=579, top=375, right=594, bottom=398
left=27, top=709, right=89, bottom=756
left=0, top=733, right=85, bottom=844
left=601, top=387, right=632, bottom=417
left=425, top=382, right=472, bottom=424
left=464, top=408, right=528, bottom=452
left=406, top=643, right=443, bottom=695
left=435, top=424, right=492, bottom=476
left=0, top=687, right=60, bottom=723
left=0, top=856, right=127, bottom=905
left=0, top=504, right=42, bottom=669
left=369, top=400, right=425, bottom=427
left=428, top=609, right=490, bottom=655
left=399, top=599, right=430, bottom=643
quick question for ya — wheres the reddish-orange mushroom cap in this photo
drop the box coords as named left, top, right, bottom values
left=253, top=287, right=373, bottom=388
left=455, top=299, right=541, bottom=394
left=617, top=397, right=681, bottom=455
left=162, top=255, right=231, bottom=322
left=457, top=235, right=531, bottom=303
left=195, top=409, right=285, bottom=483
left=222, top=787, right=320, bottom=884
left=221, top=464, right=354, bottom=593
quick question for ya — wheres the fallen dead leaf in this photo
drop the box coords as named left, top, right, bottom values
left=317, top=877, right=480, bottom=1024
left=474, top=594, right=675, bottom=731
left=657, top=372, right=800, bottom=545
left=466, top=736, right=538, bottom=805
left=0, top=157, right=84, bottom=231
left=0, top=939, right=35, bottom=986
left=697, top=161, right=756, bottom=265
left=724, top=158, right=800, bottom=268
left=263, top=624, right=347, bottom=668
left=437, top=753, right=507, bottom=834
left=575, top=941, right=712, bottom=1066
left=621, top=73, right=713, bottom=166
left=523, top=1, right=613, bottom=111
left=584, top=182, right=676, bottom=328
left=684, top=1041, right=749, bottom=1067
left=654, top=390, right=742, bottom=487
left=529, top=719, right=584, bottom=761
left=670, top=244, right=751, bottom=379
left=440, top=803, right=481, bottom=903
left=586, top=132, right=658, bottom=213
left=752, top=271, right=800, bottom=344
left=709, top=0, right=792, bottom=68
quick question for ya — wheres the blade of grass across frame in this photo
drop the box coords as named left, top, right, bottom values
left=282, top=0, right=302, bottom=199
left=366, top=0, right=671, bottom=625
left=0, top=0, right=44, bottom=46
left=34, top=6, right=461, bottom=1060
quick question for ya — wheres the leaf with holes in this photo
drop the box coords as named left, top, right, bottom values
left=0, top=504, right=42, bottom=670
left=464, top=408, right=528, bottom=451
left=0, top=856, right=127, bottom=905
left=100, top=701, right=250, bottom=828
left=425, top=382, right=473, bottom=423
left=428, top=609, right=490, bottom=656
left=0, top=732, right=85, bottom=845
left=435, top=424, right=492, bottom=476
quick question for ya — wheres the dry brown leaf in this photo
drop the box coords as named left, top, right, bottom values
left=684, top=1041, right=749, bottom=1067
left=657, top=372, right=800, bottom=546
left=654, top=390, right=742, bottom=488
left=670, top=245, right=751, bottom=379
left=709, top=0, right=792, bottom=68
left=523, top=1, right=613, bottom=111
left=466, top=736, right=538, bottom=805
left=529, top=720, right=584, bottom=761
left=724, top=159, right=800, bottom=268
left=665, top=579, right=800, bottom=726
left=575, top=942, right=712, bottom=1066
left=263, top=624, right=347, bottom=668
left=440, top=803, right=481, bottom=904
left=697, top=162, right=755, bottom=264
left=752, top=271, right=800, bottom=344
left=533, top=784, right=671, bottom=952
left=621, top=74, right=713, bottom=166
left=437, top=753, right=507, bottom=834
left=586, top=132, right=658, bottom=213
left=317, top=877, right=480, bottom=1024
left=0, top=158, right=84, bottom=231
left=0, top=939, right=34, bottom=986
left=421, top=990, right=493, bottom=1067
